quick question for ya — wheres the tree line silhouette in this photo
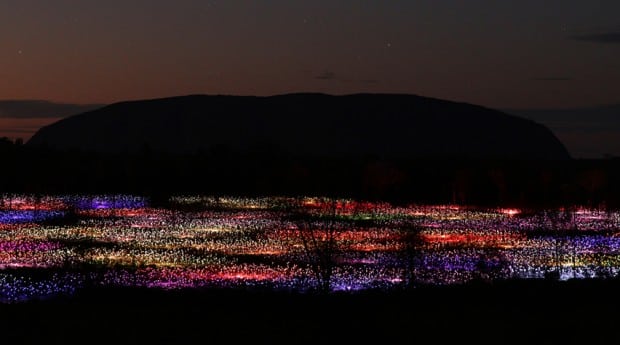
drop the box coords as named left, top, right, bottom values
left=1, top=137, right=619, bottom=209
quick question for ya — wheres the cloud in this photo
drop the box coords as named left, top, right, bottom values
left=570, top=32, right=620, bottom=44
left=531, top=77, right=573, bottom=81
left=315, top=71, right=336, bottom=80
left=0, top=100, right=104, bottom=119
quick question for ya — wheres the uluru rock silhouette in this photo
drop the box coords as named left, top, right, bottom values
left=27, top=93, right=570, bottom=160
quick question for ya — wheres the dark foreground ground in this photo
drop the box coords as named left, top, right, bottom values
left=2, top=279, right=620, bottom=345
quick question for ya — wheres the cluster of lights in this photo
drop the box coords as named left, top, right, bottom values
left=0, top=194, right=620, bottom=302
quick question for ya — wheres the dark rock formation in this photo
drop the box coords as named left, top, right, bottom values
left=27, top=93, right=570, bottom=160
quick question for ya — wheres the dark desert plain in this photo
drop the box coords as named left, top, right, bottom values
left=2, top=1, right=620, bottom=344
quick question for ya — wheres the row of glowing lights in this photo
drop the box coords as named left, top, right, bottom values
left=1, top=195, right=620, bottom=302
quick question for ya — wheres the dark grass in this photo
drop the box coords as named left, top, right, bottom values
left=2, top=279, right=620, bottom=344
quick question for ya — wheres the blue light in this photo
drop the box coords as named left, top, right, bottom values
left=0, top=210, right=65, bottom=224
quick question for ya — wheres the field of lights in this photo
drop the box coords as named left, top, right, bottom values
left=1, top=195, right=619, bottom=302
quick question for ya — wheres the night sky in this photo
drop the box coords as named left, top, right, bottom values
left=1, top=1, right=619, bottom=157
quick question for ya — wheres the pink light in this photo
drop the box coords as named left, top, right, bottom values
left=216, top=272, right=274, bottom=281
left=501, top=208, right=520, bottom=216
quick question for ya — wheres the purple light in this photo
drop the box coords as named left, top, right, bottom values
left=0, top=210, right=64, bottom=224
left=0, top=240, right=62, bottom=252
left=72, top=196, right=148, bottom=210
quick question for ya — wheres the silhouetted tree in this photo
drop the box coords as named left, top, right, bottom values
left=290, top=197, right=343, bottom=293
left=399, top=221, right=424, bottom=289
left=474, top=249, right=510, bottom=284
left=578, top=168, right=607, bottom=208
left=544, top=207, right=575, bottom=280
left=362, top=160, right=407, bottom=200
